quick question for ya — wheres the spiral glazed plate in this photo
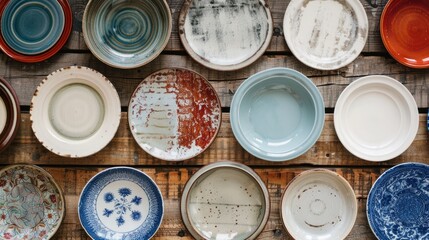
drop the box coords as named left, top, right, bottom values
left=79, top=167, right=164, bottom=240
left=83, top=0, right=172, bottom=69
left=1, top=0, right=65, bottom=55
left=367, top=163, right=429, bottom=240
left=0, top=165, right=65, bottom=240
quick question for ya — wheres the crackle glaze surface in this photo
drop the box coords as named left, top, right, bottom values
left=0, top=165, right=64, bottom=240
left=282, top=169, right=357, bottom=240
left=179, top=0, right=272, bottom=70
left=181, top=162, right=269, bottom=240
left=128, top=68, right=221, bottom=161
left=283, top=0, right=368, bottom=70
left=79, top=167, right=163, bottom=240
left=367, top=163, right=429, bottom=240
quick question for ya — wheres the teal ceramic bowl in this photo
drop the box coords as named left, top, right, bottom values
left=230, top=68, right=325, bottom=161
left=83, top=0, right=172, bottom=69
left=1, top=0, right=65, bottom=55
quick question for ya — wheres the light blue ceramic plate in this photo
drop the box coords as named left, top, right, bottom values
left=1, top=0, right=65, bottom=55
left=230, top=68, right=325, bottom=161
left=83, top=0, right=172, bottom=69
left=367, top=162, right=429, bottom=240
left=78, top=167, right=164, bottom=240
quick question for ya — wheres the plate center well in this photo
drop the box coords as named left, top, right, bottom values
left=49, top=83, right=105, bottom=140
left=0, top=98, right=6, bottom=133
left=13, top=3, right=52, bottom=43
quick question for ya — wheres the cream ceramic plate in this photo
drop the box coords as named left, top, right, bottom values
left=179, top=0, right=273, bottom=71
left=281, top=169, right=357, bottom=240
left=283, top=0, right=368, bottom=70
left=334, top=75, right=418, bottom=161
left=181, top=162, right=270, bottom=239
left=31, top=66, right=121, bottom=157
left=0, top=98, right=6, bottom=133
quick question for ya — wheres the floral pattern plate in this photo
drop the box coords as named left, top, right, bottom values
left=78, top=167, right=164, bottom=240
left=128, top=68, right=221, bottom=161
left=367, top=162, right=429, bottom=240
left=0, top=165, right=65, bottom=240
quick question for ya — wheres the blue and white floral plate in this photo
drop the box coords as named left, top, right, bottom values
left=367, top=162, right=429, bottom=240
left=78, top=167, right=164, bottom=240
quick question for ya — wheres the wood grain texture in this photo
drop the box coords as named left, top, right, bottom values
left=34, top=167, right=380, bottom=239
left=1, top=53, right=428, bottom=108
left=0, top=113, right=427, bottom=167
left=64, top=0, right=388, bottom=53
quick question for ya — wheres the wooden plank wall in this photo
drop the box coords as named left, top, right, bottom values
left=0, top=0, right=427, bottom=239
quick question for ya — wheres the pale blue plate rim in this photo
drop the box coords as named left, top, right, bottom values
left=366, top=162, right=429, bottom=240
left=230, top=67, right=325, bottom=161
left=0, top=0, right=65, bottom=55
left=78, top=166, right=164, bottom=240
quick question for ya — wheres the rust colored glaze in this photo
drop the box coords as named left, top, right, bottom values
left=0, top=77, right=20, bottom=153
left=380, top=0, right=429, bottom=68
left=0, top=0, right=72, bottom=63
left=128, top=68, right=221, bottom=161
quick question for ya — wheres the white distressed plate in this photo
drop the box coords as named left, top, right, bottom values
left=283, top=0, right=368, bottom=70
left=334, top=75, right=419, bottom=161
left=179, top=0, right=273, bottom=71
left=281, top=169, right=357, bottom=240
left=31, top=66, right=121, bottom=157
left=128, top=68, right=221, bottom=161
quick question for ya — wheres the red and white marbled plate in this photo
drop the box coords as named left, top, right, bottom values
left=128, top=68, right=222, bottom=161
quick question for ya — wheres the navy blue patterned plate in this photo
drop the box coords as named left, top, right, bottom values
left=78, top=167, right=164, bottom=240
left=367, top=163, right=429, bottom=240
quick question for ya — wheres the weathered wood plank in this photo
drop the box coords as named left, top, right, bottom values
left=1, top=53, right=428, bottom=108
left=34, top=167, right=380, bottom=239
left=0, top=113, right=427, bottom=166
left=65, top=0, right=388, bottom=53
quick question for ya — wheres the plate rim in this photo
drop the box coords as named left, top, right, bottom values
left=0, top=77, right=20, bottom=153
left=82, top=0, right=172, bottom=69
left=230, top=67, right=325, bottom=161
left=334, top=75, right=419, bottom=161
left=0, top=0, right=66, bottom=55
left=30, top=66, right=121, bottom=158
left=180, top=161, right=270, bottom=240
left=280, top=169, right=358, bottom=240
left=78, top=166, right=164, bottom=240
left=0, top=0, right=72, bottom=63
left=366, top=162, right=429, bottom=240
left=380, top=0, right=429, bottom=68
left=127, top=67, right=222, bottom=161
left=283, top=0, right=368, bottom=70
left=178, top=0, right=273, bottom=71
left=0, top=164, right=65, bottom=240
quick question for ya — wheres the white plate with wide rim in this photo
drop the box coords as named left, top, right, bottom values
left=31, top=66, right=121, bottom=157
left=334, top=75, right=418, bottom=161
left=281, top=169, right=357, bottom=240
left=283, top=0, right=368, bottom=70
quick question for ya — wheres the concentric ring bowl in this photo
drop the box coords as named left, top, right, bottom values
left=83, top=0, right=172, bottom=69
left=230, top=68, right=325, bottom=161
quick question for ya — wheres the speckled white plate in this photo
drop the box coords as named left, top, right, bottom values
left=281, top=169, right=357, bottom=240
left=179, top=0, right=273, bottom=71
left=31, top=66, right=121, bottom=157
left=334, top=75, right=419, bottom=161
left=181, top=162, right=270, bottom=240
left=283, top=0, right=368, bottom=70
left=128, top=68, right=221, bottom=161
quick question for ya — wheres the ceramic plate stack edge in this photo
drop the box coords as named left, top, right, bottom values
left=0, top=77, right=20, bottom=153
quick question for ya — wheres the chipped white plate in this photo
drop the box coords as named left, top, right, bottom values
left=31, top=66, right=121, bottom=157
left=283, top=0, right=368, bottom=70
left=334, top=75, right=419, bottom=161
left=281, top=169, right=357, bottom=240
left=179, top=0, right=273, bottom=71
